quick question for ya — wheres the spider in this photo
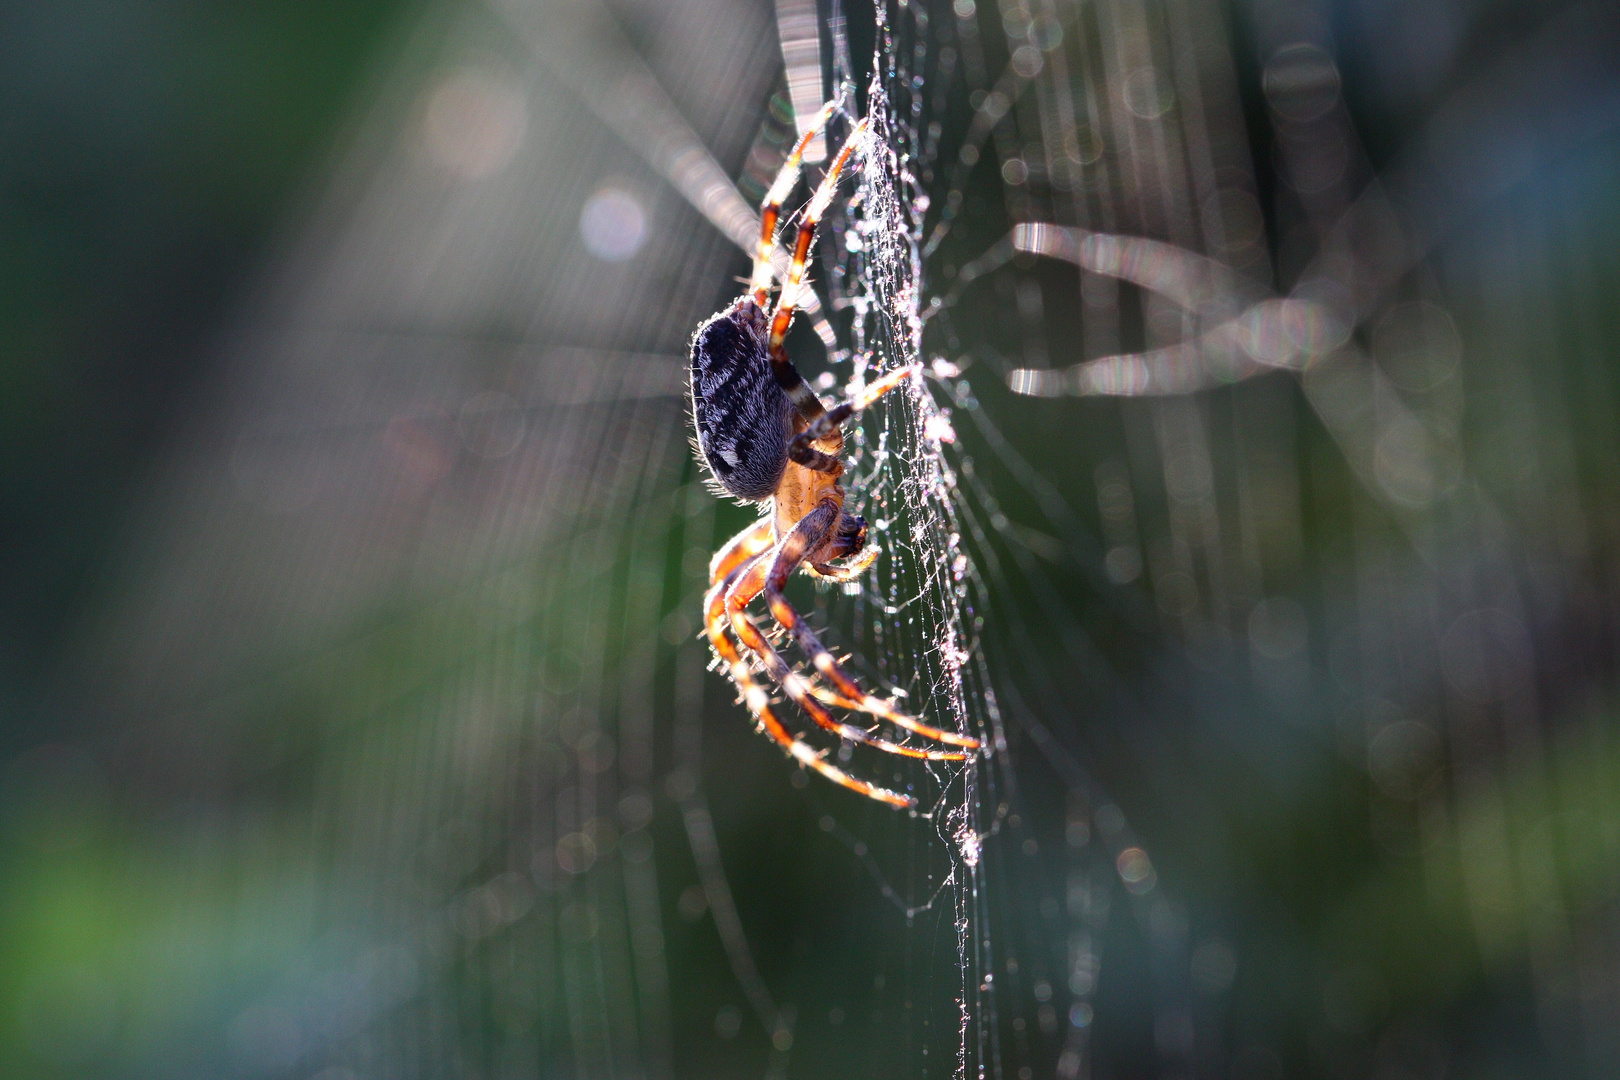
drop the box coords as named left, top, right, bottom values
left=690, top=104, right=980, bottom=810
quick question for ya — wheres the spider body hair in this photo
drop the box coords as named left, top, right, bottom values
left=689, top=300, right=793, bottom=503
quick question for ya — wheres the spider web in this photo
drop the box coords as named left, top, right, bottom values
left=813, top=2, right=1620, bottom=1079
left=760, top=6, right=1184, bottom=1080
left=26, top=2, right=1620, bottom=1080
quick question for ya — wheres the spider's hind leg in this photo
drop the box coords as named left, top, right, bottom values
left=708, top=516, right=774, bottom=587
left=764, top=500, right=981, bottom=752
left=727, top=526, right=966, bottom=763
left=767, top=118, right=869, bottom=363
left=767, top=118, right=870, bottom=430
left=704, top=556, right=913, bottom=810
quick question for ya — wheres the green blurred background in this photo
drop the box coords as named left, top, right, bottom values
left=3, top=0, right=1620, bottom=1078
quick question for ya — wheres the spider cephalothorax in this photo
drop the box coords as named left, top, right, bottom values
left=690, top=105, right=980, bottom=810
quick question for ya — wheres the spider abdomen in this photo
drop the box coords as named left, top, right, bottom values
left=689, top=300, right=793, bottom=501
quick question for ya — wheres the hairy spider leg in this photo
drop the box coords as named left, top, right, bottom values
left=787, top=361, right=921, bottom=474
left=765, top=500, right=981, bottom=750
left=704, top=554, right=913, bottom=809
left=764, top=506, right=877, bottom=704
left=702, top=521, right=923, bottom=790
left=704, top=516, right=774, bottom=684
left=769, top=117, right=870, bottom=359
left=726, top=548, right=968, bottom=762
left=766, top=117, right=872, bottom=428
left=708, top=516, right=775, bottom=588
left=704, top=515, right=863, bottom=708
left=748, top=102, right=839, bottom=308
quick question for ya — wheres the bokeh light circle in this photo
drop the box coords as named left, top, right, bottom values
left=421, top=69, right=527, bottom=180
left=579, top=186, right=648, bottom=262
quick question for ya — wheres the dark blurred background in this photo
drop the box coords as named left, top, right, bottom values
left=3, top=1, right=1619, bottom=1078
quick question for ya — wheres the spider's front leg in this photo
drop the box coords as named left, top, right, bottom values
left=704, top=560, right=912, bottom=809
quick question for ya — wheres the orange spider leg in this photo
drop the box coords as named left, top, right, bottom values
left=708, top=516, right=775, bottom=587
left=726, top=551, right=966, bottom=763
left=764, top=500, right=980, bottom=750
left=769, top=118, right=870, bottom=363
left=704, top=553, right=912, bottom=809
left=769, top=365, right=977, bottom=751
left=767, top=117, right=871, bottom=425
left=705, top=517, right=863, bottom=712
left=748, top=102, right=839, bottom=307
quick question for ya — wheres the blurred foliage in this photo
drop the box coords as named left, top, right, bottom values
left=0, top=0, right=415, bottom=703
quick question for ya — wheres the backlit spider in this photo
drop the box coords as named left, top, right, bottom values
left=691, top=104, right=980, bottom=809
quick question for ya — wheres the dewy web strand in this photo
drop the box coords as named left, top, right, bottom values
left=804, top=5, right=1188, bottom=1080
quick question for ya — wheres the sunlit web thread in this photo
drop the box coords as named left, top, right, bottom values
left=898, top=1, right=1536, bottom=1077
left=817, top=11, right=1007, bottom=1080
left=911, top=5, right=1580, bottom=1066
left=816, top=4, right=1212, bottom=1080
